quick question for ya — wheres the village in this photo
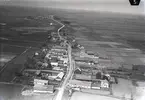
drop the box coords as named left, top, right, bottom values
left=7, top=15, right=145, bottom=100
left=1, top=13, right=145, bottom=100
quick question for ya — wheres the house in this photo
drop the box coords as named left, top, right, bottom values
left=51, top=46, right=67, bottom=52
left=75, top=57, right=89, bottom=64
left=56, top=52, right=64, bottom=56
left=91, top=81, right=101, bottom=90
left=58, top=63, right=67, bottom=67
left=53, top=66, right=63, bottom=71
left=87, top=50, right=98, bottom=56
left=57, top=50, right=66, bottom=54
left=74, top=74, right=92, bottom=81
left=50, top=54, right=58, bottom=58
left=80, top=50, right=99, bottom=60
left=53, top=45, right=67, bottom=49
left=59, top=58, right=68, bottom=64
left=34, top=78, right=48, bottom=86
left=75, top=57, right=96, bottom=65
left=45, top=53, right=50, bottom=59
left=48, top=72, right=64, bottom=81
left=58, top=60, right=67, bottom=66
left=51, top=50, right=67, bottom=55
left=58, top=60, right=64, bottom=64
left=49, top=50, right=57, bottom=54
left=96, top=72, right=103, bottom=79
left=100, top=80, right=109, bottom=89
left=58, top=55, right=68, bottom=62
left=57, top=55, right=62, bottom=59
left=50, top=61, right=58, bottom=66
left=91, top=80, right=109, bottom=90
left=59, top=55, right=68, bottom=59
left=68, top=80, right=91, bottom=89
left=33, top=85, right=54, bottom=94
left=86, top=51, right=95, bottom=55
left=48, top=80, right=60, bottom=86
left=50, top=57, right=58, bottom=66
left=74, top=68, right=82, bottom=74
left=58, top=64, right=66, bottom=68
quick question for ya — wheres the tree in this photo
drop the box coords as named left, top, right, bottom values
left=25, top=56, right=36, bottom=68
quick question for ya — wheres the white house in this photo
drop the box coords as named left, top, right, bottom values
left=50, top=61, right=58, bottom=66
left=101, top=80, right=109, bottom=89
left=59, top=58, right=68, bottom=64
left=48, top=72, right=64, bottom=81
left=53, top=66, right=63, bottom=71
left=68, top=80, right=91, bottom=89
left=34, top=79, right=48, bottom=86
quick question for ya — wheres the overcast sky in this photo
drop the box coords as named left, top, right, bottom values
left=0, top=0, right=145, bottom=15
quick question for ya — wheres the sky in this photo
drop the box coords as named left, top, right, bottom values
left=0, top=0, right=145, bottom=15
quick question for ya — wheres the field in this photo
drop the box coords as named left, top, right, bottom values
left=0, top=53, right=16, bottom=69
left=0, top=44, right=26, bottom=71
left=0, top=44, right=27, bottom=54
left=52, top=9, right=145, bottom=53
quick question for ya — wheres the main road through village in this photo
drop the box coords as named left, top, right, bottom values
left=51, top=15, right=74, bottom=100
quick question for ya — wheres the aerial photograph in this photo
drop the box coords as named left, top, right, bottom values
left=0, top=0, right=145, bottom=100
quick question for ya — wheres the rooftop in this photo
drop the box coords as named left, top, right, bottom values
left=69, top=80, right=91, bottom=88
left=74, top=74, right=92, bottom=80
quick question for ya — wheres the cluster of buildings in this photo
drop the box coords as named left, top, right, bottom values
left=68, top=48, right=115, bottom=94
left=69, top=70, right=111, bottom=91
left=45, top=45, right=68, bottom=71
left=21, top=43, right=69, bottom=95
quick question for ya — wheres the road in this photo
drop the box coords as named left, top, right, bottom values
left=50, top=15, right=65, bottom=41
left=50, top=15, right=74, bottom=100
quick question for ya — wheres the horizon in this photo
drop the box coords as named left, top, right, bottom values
left=0, top=0, right=145, bottom=15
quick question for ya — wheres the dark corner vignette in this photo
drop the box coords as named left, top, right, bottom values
left=129, top=0, right=141, bottom=6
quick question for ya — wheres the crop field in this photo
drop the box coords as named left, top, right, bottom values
left=0, top=44, right=26, bottom=54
